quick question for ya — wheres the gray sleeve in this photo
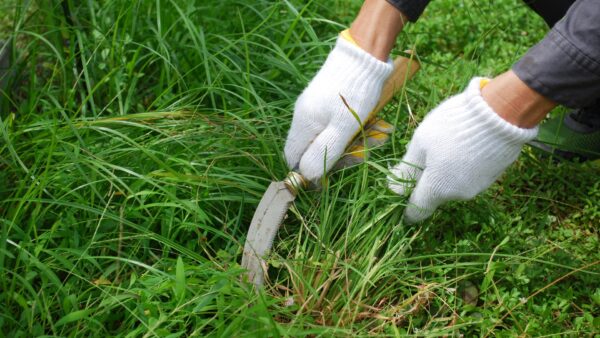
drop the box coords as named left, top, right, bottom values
left=385, top=0, right=431, bottom=22
left=512, top=0, right=600, bottom=108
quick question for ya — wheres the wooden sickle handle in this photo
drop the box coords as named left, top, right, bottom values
left=372, top=51, right=420, bottom=118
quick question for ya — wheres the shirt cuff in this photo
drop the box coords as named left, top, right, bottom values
left=385, top=0, right=430, bottom=22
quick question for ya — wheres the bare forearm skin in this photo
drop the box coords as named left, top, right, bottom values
left=349, top=0, right=408, bottom=61
left=482, top=71, right=557, bottom=129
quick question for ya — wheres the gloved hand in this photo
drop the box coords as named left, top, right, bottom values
left=284, top=34, right=393, bottom=181
left=388, top=77, right=538, bottom=223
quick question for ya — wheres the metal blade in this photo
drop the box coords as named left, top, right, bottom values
left=242, top=181, right=296, bottom=287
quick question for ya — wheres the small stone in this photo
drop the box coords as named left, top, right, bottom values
left=458, top=280, right=479, bottom=306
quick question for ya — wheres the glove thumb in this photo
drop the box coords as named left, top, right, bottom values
left=403, top=171, right=445, bottom=224
left=388, top=141, right=426, bottom=196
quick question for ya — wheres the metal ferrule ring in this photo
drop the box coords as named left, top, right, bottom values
left=283, top=172, right=307, bottom=196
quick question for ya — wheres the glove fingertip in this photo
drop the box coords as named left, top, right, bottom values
left=283, top=142, right=302, bottom=170
left=298, top=160, right=324, bottom=183
left=387, top=164, right=416, bottom=196
left=388, top=178, right=408, bottom=196
left=403, top=204, right=433, bottom=224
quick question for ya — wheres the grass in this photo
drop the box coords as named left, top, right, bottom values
left=1, top=0, right=599, bottom=336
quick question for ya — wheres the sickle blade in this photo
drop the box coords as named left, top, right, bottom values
left=242, top=181, right=296, bottom=287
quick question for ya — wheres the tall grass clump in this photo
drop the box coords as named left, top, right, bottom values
left=1, top=0, right=598, bottom=336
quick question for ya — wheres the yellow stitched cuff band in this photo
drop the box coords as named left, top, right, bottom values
left=340, top=29, right=360, bottom=48
left=479, top=78, right=491, bottom=90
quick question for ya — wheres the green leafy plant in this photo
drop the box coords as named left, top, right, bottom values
left=0, top=0, right=597, bottom=336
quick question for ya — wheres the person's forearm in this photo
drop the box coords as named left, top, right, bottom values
left=349, top=0, right=408, bottom=61
left=481, top=70, right=557, bottom=129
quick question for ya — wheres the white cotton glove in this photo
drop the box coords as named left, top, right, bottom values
left=284, top=35, right=393, bottom=181
left=388, top=77, right=538, bottom=223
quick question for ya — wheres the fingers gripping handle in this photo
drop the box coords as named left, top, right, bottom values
left=283, top=171, right=308, bottom=195
left=336, top=53, right=421, bottom=170
left=288, top=53, right=420, bottom=188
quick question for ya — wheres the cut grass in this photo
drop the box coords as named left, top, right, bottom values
left=0, top=0, right=598, bottom=336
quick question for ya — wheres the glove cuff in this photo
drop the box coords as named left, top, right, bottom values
left=324, top=35, right=394, bottom=89
left=462, top=77, right=539, bottom=145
